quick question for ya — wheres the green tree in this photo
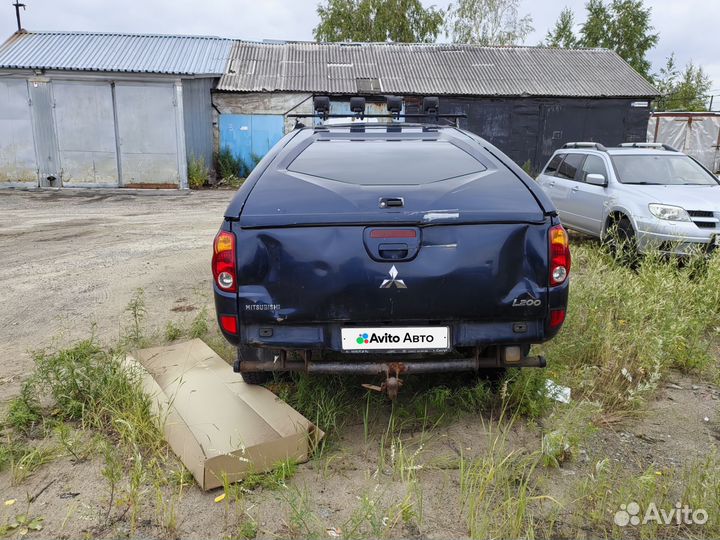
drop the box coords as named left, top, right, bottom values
left=578, top=0, right=612, bottom=48
left=579, top=0, right=658, bottom=78
left=544, top=7, right=577, bottom=48
left=654, top=54, right=712, bottom=111
left=445, top=0, right=534, bottom=45
left=313, top=0, right=444, bottom=42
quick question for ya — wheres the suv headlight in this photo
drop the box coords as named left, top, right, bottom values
left=648, top=204, right=691, bottom=222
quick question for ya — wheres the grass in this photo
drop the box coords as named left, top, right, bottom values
left=123, top=288, right=148, bottom=348
left=540, top=400, right=600, bottom=468
left=188, top=155, right=209, bottom=189
left=164, top=320, right=182, bottom=341
left=1, top=243, right=718, bottom=538
left=189, top=307, right=209, bottom=338
left=215, top=147, right=245, bottom=181
left=541, top=239, right=720, bottom=415
left=567, top=452, right=720, bottom=538
left=28, top=339, right=163, bottom=453
left=11, top=445, right=57, bottom=485
left=5, top=383, right=42, bottom=434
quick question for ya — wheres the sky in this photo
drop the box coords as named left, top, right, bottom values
left=2, top=0, right=719, bottom=101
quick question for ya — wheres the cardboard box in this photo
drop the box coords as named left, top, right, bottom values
left=126, top=339, right=322, bottom=490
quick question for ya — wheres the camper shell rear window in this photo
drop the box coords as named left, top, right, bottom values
left=287, top=139, right=486, bottom=185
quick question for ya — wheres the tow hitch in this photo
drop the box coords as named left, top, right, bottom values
left=239, top=347, right=547, bottom=400
left=361, top=363, right=406, bottom=400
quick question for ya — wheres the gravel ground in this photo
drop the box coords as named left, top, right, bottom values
left=0, top=189, right=718, bottom=539
left=0, top=189, right=232, bottom=399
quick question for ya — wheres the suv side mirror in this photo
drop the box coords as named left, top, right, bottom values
left=586, top=173, right=607, bottom=186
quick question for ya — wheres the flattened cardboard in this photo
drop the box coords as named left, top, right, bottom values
left=126, top=339, right=322, bottom=490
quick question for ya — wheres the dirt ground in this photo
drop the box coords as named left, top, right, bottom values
left=0, top=190, right=718, bottom=539
left=0, top=189, right=231, bottom=400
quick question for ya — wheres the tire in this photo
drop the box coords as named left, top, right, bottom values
left=236, top=346, right=274, bottom=385
left=606, top=216, right=639, bottom=265
left=616, top=217, right=639, bottom=265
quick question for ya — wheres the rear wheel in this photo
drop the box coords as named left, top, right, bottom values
left=236, top=346, right=274, bottom=385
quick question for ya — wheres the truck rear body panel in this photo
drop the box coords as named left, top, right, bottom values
left=213, top=124, right=569, bottom=377
left=234, top=223, right=550, bottom=325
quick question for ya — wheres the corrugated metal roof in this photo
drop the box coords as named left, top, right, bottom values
left=218, top=41, right=659, bottom=97
left=0, top=31, right=233, bottom=75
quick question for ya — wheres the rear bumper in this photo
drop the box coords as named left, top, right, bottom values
left=239, top=354, right=547, bottom=374
left=214, top=280, right=568, bottom=351
left=238, top=320, right=547, bottom=351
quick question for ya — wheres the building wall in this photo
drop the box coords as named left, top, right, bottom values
left=213, top=92, right=314, bottom=134
left=0, top=71, right=202, bottom=188
left=212, top=92, right=313, bottom=171
left=0, top=78, right=36, bottom=184
left=408, top=96, right=651, bottom=173
left=213, top=92, right=653, bottom=175
left=182, top=77, right=216, bottom=166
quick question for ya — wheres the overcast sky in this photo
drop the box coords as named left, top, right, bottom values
left=2, top=0, right=718, bottom=98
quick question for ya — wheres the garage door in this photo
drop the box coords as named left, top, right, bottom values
left=115, top=82, right=180, bottom=185
left=53, top=81, right=118, bottom=186
left=0, top=79, right=37, bottom=184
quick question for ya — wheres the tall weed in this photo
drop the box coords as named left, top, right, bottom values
left=541, top=244, right=720, bottom=413
left=187, top=155, right=209, bottom=189
left=30, top=340, right=163, bottom=453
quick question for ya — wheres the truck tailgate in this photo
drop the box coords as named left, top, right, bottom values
left=235, top=222, right=549, bottom=324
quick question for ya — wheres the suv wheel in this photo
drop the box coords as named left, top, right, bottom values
left=236, top=346, right=274, bottom=385
left=607, top=217, right=639, bottom=265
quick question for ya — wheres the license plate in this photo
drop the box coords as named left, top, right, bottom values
left=341, top=327, right=449, bottom=351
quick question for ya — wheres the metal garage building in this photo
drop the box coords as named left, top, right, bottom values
left=0, top=33, right=660, bottom=187
left=215, top=41, right=659, bottom=173
left=0, top=31, right=232, bottom=188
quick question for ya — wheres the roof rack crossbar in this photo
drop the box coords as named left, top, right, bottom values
left=287, top=113, right=466, bottom=120
left=562, top=142, right=608, bottom=152
left=294, top=95, right=466, bottom=126
left=619, top=142, right=679, bottom=152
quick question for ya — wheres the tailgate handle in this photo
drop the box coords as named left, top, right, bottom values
left=378, top=243, right=409, bottom=260
left=380, top=197, right=404, bottom=208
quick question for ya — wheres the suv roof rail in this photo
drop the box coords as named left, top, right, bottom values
left=562, top=142, right=608, bottom=152
left=619, top=142, right=679, bottom=152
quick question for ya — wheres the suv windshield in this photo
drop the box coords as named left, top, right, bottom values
left=612, top=154, right=719, bottom=186
left=288, top=140, right=486, bottom=185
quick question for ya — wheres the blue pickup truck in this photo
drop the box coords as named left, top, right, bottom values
left=212, top=111, right=569, bottom=397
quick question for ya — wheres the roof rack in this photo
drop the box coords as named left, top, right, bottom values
left=287, top=95, right=466, bottom=125
left=562, top=142, right=608, bottom=152
left=619, top=142, right=679, bottom=152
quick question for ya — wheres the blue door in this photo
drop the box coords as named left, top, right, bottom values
left=219, top=114, right=284, bottom=172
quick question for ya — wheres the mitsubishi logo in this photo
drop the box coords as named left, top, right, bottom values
left=380, top=265, right=407, bottom=289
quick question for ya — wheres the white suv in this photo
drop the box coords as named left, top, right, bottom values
left=536, top=142, right=720, bottom=254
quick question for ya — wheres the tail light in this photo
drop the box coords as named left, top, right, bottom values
left=212, top=231, right=237, bottom=293
left=549, top=225, right=571, bottom=286
left=220, top=315, right=238, bottom=334
left=549, top=308, right=566, bottom=329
